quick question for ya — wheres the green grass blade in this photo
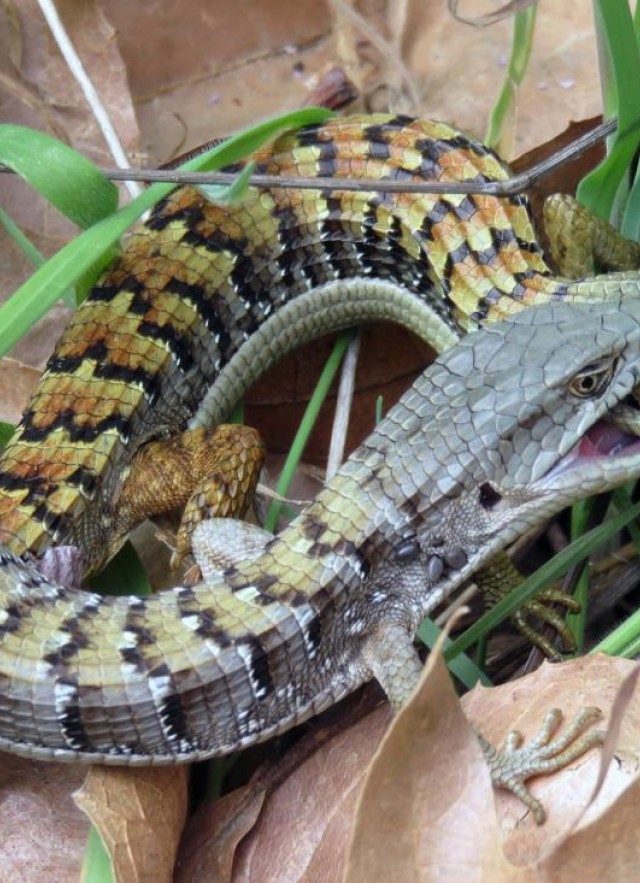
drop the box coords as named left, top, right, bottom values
left=375, top=395, right=384, bottom=425
left=181, top=107, right=333, bottom=173
left=0, top=124, right=118, bottom=228
left=564, top=497, right=595, bottom=652
left=617, top=172, right=640, bottom=241
left=264, top=330, right=353, bottom=533
left=417, top=618, right=492, bottom=688
left=88, top=541, right=151, bottom=597
left=566, top=568, right=589, bottom=656
left=0, top=422, right=14, bottom=448
left=593, top=606, right=640, bottom=657
left=80, top=826, right=114, bottom=883
left=612, top=485, right=640, bottom=553
left=577, top=0, right=640, bottom=221
left=0, top=205, right=79, bottom=308
left=0, top=205, right=45, bottom=268
left=199, top=161, right=256, bottom=204
left=485, top=5, right=537, bottom=150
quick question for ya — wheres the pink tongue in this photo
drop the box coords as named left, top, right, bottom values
left=578, top=422, right=628, bottom=457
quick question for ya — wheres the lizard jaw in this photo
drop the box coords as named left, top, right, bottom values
left=542, top=417, right=640, bottom=485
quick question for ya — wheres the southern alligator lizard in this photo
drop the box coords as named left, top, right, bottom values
left=1, top=114, right=640, bottom=787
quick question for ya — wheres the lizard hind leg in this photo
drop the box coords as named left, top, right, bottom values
left=113, top=424, right=265, bottom=570
left=361, top=621, right=425, bottom=713
left=543, top=193, right=640, bottom=277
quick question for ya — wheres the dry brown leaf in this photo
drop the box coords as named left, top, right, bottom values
left=0, top=754, right=87, bottom=882
left=464, top=654, right=640, bottom=865
left=187, top=653, right=640, bottom=882
left=175, top=694, right=389, bottom=882
left=345, top=649, right=515, bottom=882
left=231, top=708, right=390, bottom=881
left=538, top=770, right=640, bottom=882
left=103, top=0, right=339, bottom=161
left=533, top=663, right=640, bottom=881
left=0, top=357, right=40, bottom=423
left=103, top=0, right=333, bottom=113
left=74, top=766, right=188, bottom=883
left=176, top=783, right=267, bottom=882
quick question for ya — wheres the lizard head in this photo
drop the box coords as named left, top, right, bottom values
left=400, top=295, right=640, bottom=563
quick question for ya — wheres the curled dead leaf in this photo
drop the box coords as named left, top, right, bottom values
left=73, top=766, right=188, bottom=883
left=176, top=783, right=267, bottom=882
left=176, top=691, right=389, bottom=882
left=345, top=648, right=510, bottom=883
left=187, top=652, right=640, bottom=882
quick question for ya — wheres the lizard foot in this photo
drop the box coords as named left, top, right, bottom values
left=478, top=706, right=604, bottom=824
left=476, top=554, right=580, bottom=656
left=512, top=589, right=581, bottom=657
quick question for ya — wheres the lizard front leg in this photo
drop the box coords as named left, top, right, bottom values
left=26, top=424, right=265, bottom=587
left=113, top=424, right=265, bottom=569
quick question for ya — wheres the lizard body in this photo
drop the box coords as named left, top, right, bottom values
left=0, top=114, right=639, bottom=765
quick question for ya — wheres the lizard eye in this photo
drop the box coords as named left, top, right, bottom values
left=568, top=358, right=617, bottom=398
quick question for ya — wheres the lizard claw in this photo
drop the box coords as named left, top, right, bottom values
left=475, top=555, right=580, bottom=657
left=478, top=707, right=604, bottom=824
left=512, top=589, right=581, bottom=657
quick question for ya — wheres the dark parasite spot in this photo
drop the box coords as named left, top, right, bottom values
left=426, top=555, right=444, bottom=583
left=395, top=538, right=420, bottom=563
left=444, top=548, right=468, bottom=570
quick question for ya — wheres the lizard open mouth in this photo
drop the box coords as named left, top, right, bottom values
left=577, top=420, right=640, bottom=459
left=576, top=390, right=640, bottom=462
left=543, top=403, right=640, bottom=485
